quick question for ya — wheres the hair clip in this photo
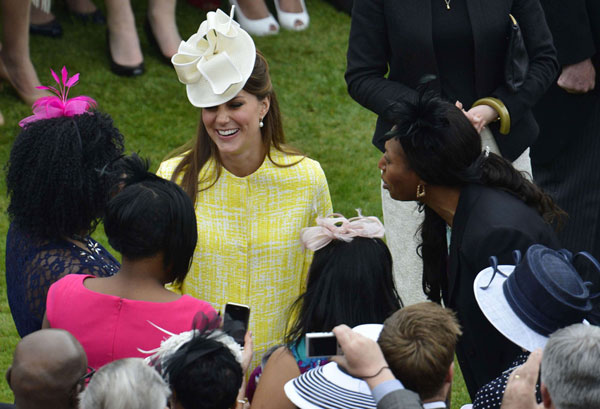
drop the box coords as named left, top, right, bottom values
left=19, top=66, right=96, bottom=128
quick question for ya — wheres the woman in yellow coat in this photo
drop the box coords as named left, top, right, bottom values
left=157, top=9, right=332, bottom=368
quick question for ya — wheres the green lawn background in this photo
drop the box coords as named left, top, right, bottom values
left=0, top=0, right=471, bottom=405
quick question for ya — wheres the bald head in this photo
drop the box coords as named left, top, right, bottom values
left=7, top=329, right=87, bottom=409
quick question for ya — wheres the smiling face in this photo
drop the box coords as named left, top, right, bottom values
left=378, top=138, right=423, bottom=201
left=201, top=90, right=270, bottom=158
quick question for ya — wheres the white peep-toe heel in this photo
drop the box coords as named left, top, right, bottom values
left=229, top=0, right=279, bottom=36
left=274, top=0, right=309, bottom=31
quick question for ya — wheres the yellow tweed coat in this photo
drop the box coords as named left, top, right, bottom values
left=157, top=149, right=333, bottom=366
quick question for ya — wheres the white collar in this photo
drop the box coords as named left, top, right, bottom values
left=423, top=401, right=446, bottom=409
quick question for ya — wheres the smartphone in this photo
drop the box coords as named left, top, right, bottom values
left=305, top=332, right=341, bottom=358
left=223, top=302, right=250, bottom=347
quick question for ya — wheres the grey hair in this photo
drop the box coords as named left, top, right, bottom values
left=79, top=358, right=171, bottom=409
left=541, top=324, right=600, bottom=409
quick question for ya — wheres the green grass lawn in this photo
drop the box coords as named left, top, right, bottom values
left=0, top=0, right=471, bottom=405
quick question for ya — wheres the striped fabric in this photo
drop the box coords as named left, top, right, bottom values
left=157, top=149, right=333, bottom=368
left=532, top=99, right=600, bottom=261
left=285, top=363, right=376, bottom=409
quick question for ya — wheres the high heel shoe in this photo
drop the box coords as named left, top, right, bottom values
left=30, top=18, right=63, bottom=38
left=274, top=0, right=309, bottom=31
left=0, top=56, right=49, bottom=106
left=106, top=30, right=145, bottom=77
left=144, top=18, right=172, bottom=65
left=229, top=0, right=279, bottom=36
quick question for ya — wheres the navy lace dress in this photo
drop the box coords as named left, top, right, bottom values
left=5, top=223, right=120, bottom=337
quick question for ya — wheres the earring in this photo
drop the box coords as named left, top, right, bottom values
left=259, top=118, right=264, bottom=128
left=416, top=184, right=426, bottom=199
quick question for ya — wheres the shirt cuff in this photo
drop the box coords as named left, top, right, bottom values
left=371, top=379, right=405, bottom=403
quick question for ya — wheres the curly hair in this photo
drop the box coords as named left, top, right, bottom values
left=7, top=112, right=125, bottom=239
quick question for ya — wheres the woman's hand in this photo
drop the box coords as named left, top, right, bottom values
left=456, top=101, right=498, bottom=133
left=501, top=349, right=544, bottom=409
left=331, top=325, right=394, bottom=389
left=241, top=331, right=254, bottom=374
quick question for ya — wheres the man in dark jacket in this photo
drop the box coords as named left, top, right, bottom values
left=532, top=0, right=600, bottom=260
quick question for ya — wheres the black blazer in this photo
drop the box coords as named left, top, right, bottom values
left=445, top=184, right=560, bottom=398
left=531, top=0, right=600, bottom=164
left=346, top=0, right=559, bottom=161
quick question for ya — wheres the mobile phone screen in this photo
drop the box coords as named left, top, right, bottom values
left=306, top=335, right=339, bottom=357
left=223, top=303, right=250, bottom=346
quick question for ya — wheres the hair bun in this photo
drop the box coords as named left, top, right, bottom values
left=386, top=87, right=450, bottom=150
left=112, top=153, right=155, bottom=188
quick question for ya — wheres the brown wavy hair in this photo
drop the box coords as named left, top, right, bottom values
left=166, top=51, right=303, bottom=204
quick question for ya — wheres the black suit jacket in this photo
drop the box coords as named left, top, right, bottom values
left=445, top=184, right=560, bottom=398
left=346, top=0, right=558, bottom=161
left=531, top=0, right=600, bottom=164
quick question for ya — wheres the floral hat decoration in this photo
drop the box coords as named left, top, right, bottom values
left=301, top=211, right=386, bottom=252
left=171, top=7, right=256, bottom=108
left=19, top=67, right=96, bottom=128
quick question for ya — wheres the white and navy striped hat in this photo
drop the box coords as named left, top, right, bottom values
left=284, top=324, right=382, bottom=409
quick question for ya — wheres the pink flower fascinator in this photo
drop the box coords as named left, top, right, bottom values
left=301, top=211, right=386, bottom=251
left=19, top=66, right=96, bottom=127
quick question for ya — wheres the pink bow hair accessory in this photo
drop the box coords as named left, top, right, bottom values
left=300, top=211, right=385, bottom=251
left=19, top=66, right=96, bottom=127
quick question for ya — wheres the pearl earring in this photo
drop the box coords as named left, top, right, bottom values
left=259, top=119, right=264, bottom=128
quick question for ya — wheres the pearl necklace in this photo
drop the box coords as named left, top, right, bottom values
left=444, top=0, right=451, bottom=9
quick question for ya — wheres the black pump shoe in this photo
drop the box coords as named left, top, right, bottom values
left=30, top=18, right=63, bottom=38
left=70, top=8, right=106, bottom=24
left=106, top=30, right=145, bottom=77
left=144, top=18, right=172, bottom=65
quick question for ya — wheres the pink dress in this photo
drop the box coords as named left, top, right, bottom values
left=46, top=274, right=216, bottom=369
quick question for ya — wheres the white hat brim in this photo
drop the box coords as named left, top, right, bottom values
left=474, top=265, right=549, bottom=352
left=284, top=362, right=376, bottom=409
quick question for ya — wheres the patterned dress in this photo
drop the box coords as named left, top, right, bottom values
left=157, top=149, right=333, bottom=367
left=6, top=223, right=119, bottom=337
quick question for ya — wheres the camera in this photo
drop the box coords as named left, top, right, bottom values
left=305, top=332, right=341, bottom=358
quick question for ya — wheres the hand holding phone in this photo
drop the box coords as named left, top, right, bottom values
left=223, top=302, right=250, bottom=347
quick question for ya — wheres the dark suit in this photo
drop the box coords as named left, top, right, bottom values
left=445, top=184, right=560, bottom=398
left=345, top=0, right=558, bottom=160
left=531, top=0, right=600, bottom=260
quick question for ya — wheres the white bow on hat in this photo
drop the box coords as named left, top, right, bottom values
left=172, top=7, right=257, bottom=107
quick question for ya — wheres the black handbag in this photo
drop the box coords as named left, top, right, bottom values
left=505, top=14, right=529, bottom=92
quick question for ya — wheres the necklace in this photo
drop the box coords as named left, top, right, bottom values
left=444, top=0, right=451, bottom=9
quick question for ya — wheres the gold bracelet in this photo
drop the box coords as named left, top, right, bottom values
left=472, top=97, right=511, bottom=135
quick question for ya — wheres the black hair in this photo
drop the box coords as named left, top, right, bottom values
left=104, top=154, right=197, bottom=285
left=285, top=237, right=402, bottom=347
left=162, top=332, right=243, bottom=409
left=385, top=91, right=565, bottom=302
left=6, top=112, right=125, bottom=239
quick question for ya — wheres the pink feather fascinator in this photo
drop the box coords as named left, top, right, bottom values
left=301, top=211, right=385, bottom=251
left=19, top=66, right=96, bottom=127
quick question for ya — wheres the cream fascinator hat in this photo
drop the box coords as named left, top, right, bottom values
left=172, top=7, right=256, bottom=107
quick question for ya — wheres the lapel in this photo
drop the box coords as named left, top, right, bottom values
left=393, top=0, right=440, bottom=88
left=465, top=0, right=487, bottom=96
